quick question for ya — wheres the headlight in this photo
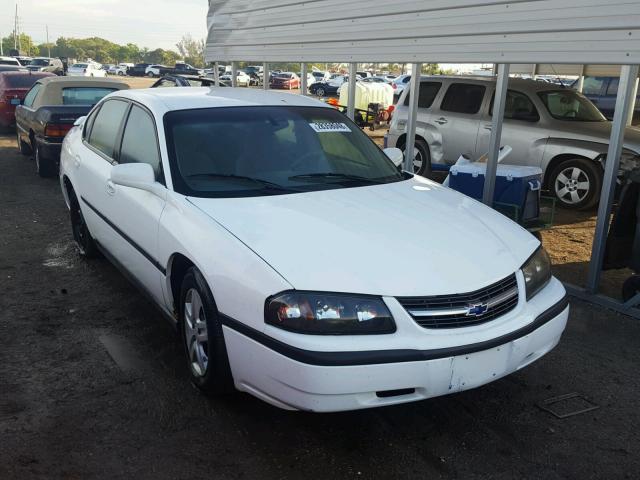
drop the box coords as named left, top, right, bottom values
left=265, top=292, right=396, bottom=335
left=521, top=247, right=552, bottom=301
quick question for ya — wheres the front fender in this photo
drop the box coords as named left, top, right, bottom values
left=542, top=138, right=608, bottom=171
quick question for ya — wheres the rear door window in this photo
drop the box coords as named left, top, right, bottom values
left=490, top=90, right=540, bottom=122
left=404, top=82, right=442, bottom=108
left=23, top=83, right=42, bottom=107
left=582, top=77, right=606, bottom=96
left=606, top=78, right=619, bottom=96
left=119, top=105, right=162, bottom=179
left=62, top=87, right=117, bottom=106
left=88, top=99, right=129, bottom=158
left=440, top=83, right=486, bottom=114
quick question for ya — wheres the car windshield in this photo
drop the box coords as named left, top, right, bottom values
left=537, top=90, right=606, bottom=122
left=30, top=59, right=49, bottom=66
left=164, top=106, right=407, bottom=198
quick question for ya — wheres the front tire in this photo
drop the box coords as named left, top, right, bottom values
left=401, top=138, right=431, bottom=176
left=180, top=267, right=234, bottom=395
left=316, top=87, right=326, bottom=97
left=549, top=158, right=602, bottom=210
left=147, top=71, right=155, bottom=77
left=34, top=142, right=57, bottom=178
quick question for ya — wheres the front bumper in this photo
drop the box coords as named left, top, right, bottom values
left=222, top=284, right=569, bottom=412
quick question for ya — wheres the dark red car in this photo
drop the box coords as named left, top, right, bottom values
left=269, top=72, right=301, bottom=90
left=0, top=71, right=54, bottom=128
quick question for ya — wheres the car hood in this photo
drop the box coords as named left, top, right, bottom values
left=187, top=177, right=539, bottom=297
left=551, top=121, right=640, bottom=154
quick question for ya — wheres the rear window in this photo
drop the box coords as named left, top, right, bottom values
left=441, top=83, right=486, bottom=114
left=62, top=87, right=117, bottom=105
left=2, top=74, right=41, bottom=88
left=404, top=82, right=442, bottom=108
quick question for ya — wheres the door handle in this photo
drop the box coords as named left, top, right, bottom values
left=484, top=124, right=492, bottom=131
left=106, top=181, right=116, bottom=196
left=435, top=117, right=448, bottom=125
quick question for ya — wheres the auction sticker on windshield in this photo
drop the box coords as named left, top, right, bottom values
left=309, top=122, right=351, bottom=133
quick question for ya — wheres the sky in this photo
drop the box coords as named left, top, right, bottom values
left=1, top=0, right=208, bottom=50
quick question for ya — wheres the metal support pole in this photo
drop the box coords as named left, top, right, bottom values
left=576, top=65, right=585, bottom=93
left=347, top=62, right=357, bottom=120
left=627, top=77, right=639, bottom=126
left=301, top=63, right=308, bottom=96
left=482, top=63, right=510, bottom=206
left=531, top=63, right=537, bottom=79
left=586, top=64, right=639, bottom=293
left=263, top=62, right=269, bottom=90
left=404, top=63, right=422, bottom=172
left=231, top=61, right=238, bottom=88
left=213, top=62, right=220, bottom=87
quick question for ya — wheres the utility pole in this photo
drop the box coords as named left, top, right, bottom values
left=14, top=4, right=18, bottom=50
left=46, top=25, right=50, bottom=57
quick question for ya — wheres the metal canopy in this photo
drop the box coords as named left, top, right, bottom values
left=206, top=0, right=640, bottom=64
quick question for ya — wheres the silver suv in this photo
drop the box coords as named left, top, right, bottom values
left=387, top=76, right=640, bottom=209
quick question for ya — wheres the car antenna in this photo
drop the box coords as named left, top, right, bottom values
left=549, top=64, right=566, bottom=89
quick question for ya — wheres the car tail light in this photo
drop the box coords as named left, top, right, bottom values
left=45, top=123, right=73, bottom=137
left=387, top=105, right=395, bottom=114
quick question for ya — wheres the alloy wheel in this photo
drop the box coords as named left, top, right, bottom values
left=412, top=149, right=424, bottom=173
left=184, top=288, right=209, bottom=377
left=555, top=166, right=590, bottom=205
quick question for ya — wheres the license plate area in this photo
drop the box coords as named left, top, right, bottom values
left=10, top=99, right=20, bottom=105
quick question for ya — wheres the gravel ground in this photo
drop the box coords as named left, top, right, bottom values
left=1, top=131, right=639, bottom=480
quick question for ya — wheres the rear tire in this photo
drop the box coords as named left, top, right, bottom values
left=180, top=267, right=234, bottom=395
left=548, top=158, right=602, bottom=210
left=68, top=188, right=99, bottom=258
left=34, top=142, right=57, bottom=178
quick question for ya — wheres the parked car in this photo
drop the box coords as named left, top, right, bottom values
left=26, top=57, right=64, bottom=75
left=308, top=75, right=349, bottom=97
left=153, top=63, right=204, bottom=77
left=67, top=62, right=107, bottom=77
left=220, top=71, right=251, bottom=87
left=269, top=72, right=300, bottom=89
left=151, top=75, right=223, bottom=88
left=356, top=71, right=372, bottom=78
left=310, top=71, right=329, bottom=83
left=15, top=56, right=32, bottom=66
left=15, top=77, right=129, bottom=177
left=388, top=76, right=640, bottom=209
left=0, top=56, right=22, bottom=67
left=127, top=63, right=152, bottom=77
left=108, top=63, right=133, bottom=76
left=575, top=75, right=640, bottom=122
left=361, top=76, right=392, bottom=84
left=0, top=71, right=54, bottom=129
left=0, top=65, right=28, bottom=73
left=59, top=87, right=568, bottom=412
left=391, top=74, right=412, bottom=98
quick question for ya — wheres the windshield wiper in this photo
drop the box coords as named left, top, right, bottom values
left=186, top=173, right=293, bottom=191
left=289, top=173, right=382, bottom=184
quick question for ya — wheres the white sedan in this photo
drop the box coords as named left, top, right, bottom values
left=67, top=62, right=107, bottom=77
left=59, top=88, right=569, bottom=412
left=219, top=71, right=250, bottom=86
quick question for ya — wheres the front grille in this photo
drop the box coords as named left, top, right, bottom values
left=397, top=274, right=519, bottom=329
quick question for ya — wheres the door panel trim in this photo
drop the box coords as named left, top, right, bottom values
left=80, top=196, right=166, bottom=275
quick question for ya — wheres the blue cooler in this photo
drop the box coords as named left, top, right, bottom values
left=449, top=164, right=543, bottom=222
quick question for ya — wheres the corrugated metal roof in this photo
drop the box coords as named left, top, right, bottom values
left=206, top=0, right=640, bottom=64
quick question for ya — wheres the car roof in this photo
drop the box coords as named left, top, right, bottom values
left=37, top=76, right=129, bottom=87
left=419, top=75, right=571, bottom=92
left=111, top=87, right=333, bottom=113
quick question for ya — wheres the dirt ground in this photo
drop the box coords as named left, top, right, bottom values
left=1, top=129, right=640, bottom=479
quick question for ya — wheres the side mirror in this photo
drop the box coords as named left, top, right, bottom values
left=74, top=116, right=87, bottom=127
left=384, top=147, right=404, bottom=168
left=110, top=163, right=166, bottom=199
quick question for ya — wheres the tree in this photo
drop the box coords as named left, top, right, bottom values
left=1, top=33, right=38, bottom=56
left=176, top=34, right=205, bottom=67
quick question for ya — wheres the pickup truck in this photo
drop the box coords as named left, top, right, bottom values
left=152, top=63, right=203, bottom=77
left=15, top=76, right=129, bottom=177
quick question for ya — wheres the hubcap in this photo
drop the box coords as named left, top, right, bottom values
left=184, top=288, right=209, bottom=377
left=412, top=148, right=424, bottom=173
left=555, top=167, right=590, bottom=204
